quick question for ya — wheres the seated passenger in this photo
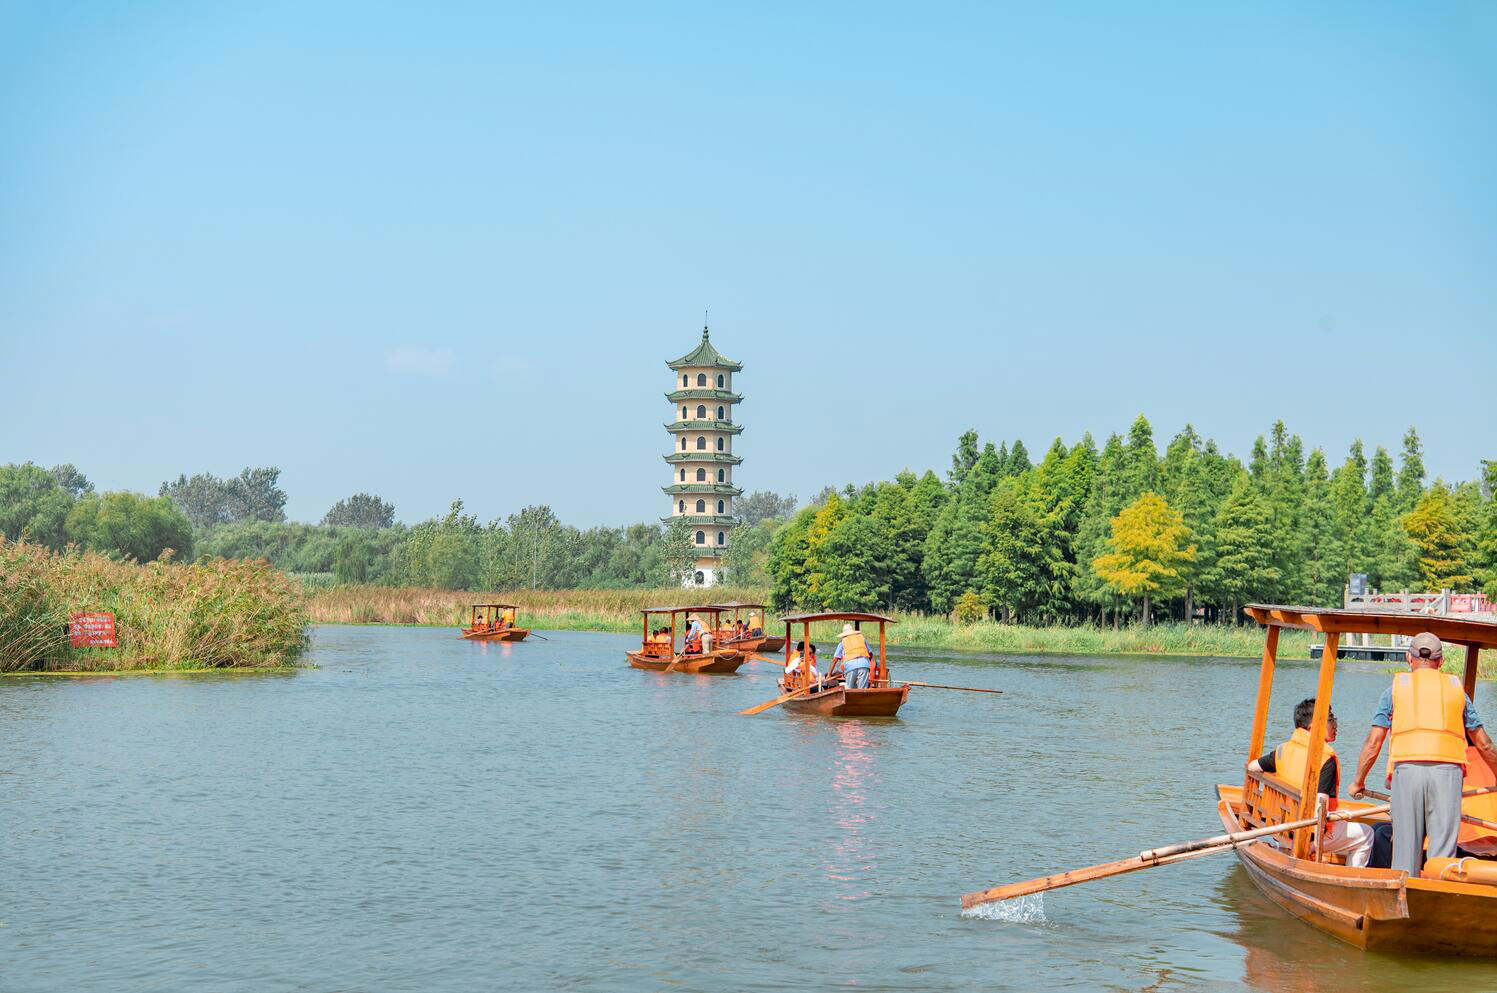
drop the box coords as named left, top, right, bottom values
left=1246, top=698, right=1373, bottom=868
left=785, top=641, right=820, bottom=684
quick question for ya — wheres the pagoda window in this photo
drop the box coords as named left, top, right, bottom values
left=717, top=531, right=725, bottom=545
left=696, top=499, right=706, bottom=512
left=682, top=374, right=689, bottom=387
left=717, top=469, right=725, bottom=482
left=680, top=437, right=687, bottom=451
left=696, top=373, right=706, bottom=386
left=694, top=570, right=705, bottom=584
left=680, top=469, right=686, bottom=481
left=716, top=437, right=725, bottom=451
left=696, top=531, right=705, bottom=545
left=681, top=406, right=687, bottom=419
left=717, top=374, right=724, bottom=387
left=717, top=500, right=724, bottom=513
left=696, top=468, right=706, bottom=481
left=696, top=404, right=707, bottom=419
left=696, top=437, right=706, bottom=450
left=717, top=406, right=724, bottom=419
left=678, top=500, right=685, bottom=512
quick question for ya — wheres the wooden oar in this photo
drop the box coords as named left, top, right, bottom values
left=963, top=783, right=1497, bottom=910
left=899, top=681, right=1003, bottom=695
left=662, top=653, right=686, bottom=674
left=739, top=684, right=814, bottom=716
left=527, top=631, right=549, bottom=641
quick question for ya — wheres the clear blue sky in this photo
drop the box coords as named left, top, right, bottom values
left=3, top=2, right=1493, bottom=526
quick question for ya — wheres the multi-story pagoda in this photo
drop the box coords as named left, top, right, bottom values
left=664, top=325, right=742, bottom=586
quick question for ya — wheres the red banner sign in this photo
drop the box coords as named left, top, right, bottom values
left=69, top=612, right=116, bottom=648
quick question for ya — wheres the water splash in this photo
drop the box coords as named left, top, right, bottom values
left=961, top=893, right=1046, bottom=923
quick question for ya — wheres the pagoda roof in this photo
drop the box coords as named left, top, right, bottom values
left=664, top=452, right=742, bottom=465
left=667, top=326, right=742, bottom=371
left=664, top=514, right=739, bottom=527
left=665, top=420, right=743, bottom=435
left=663, top=483, right=743, bottom=496
left=666, top=388, right=743, bottom=404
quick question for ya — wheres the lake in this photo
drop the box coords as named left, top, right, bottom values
left=5, top=624, right=1497, bottom=992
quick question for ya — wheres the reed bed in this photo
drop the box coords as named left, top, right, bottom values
left=0, top=541, right=309, bottom=672
left=307, top=585, right=1323, bottom=659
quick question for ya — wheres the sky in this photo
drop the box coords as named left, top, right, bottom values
left=2, top=2, right=1494, bottom=526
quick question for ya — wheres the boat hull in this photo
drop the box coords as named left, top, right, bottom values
left=779, top=682, right=909, bottom=717
left=721, top=634, right=785, bottom=654
left=1216, top=785, right=1497, bottom=955
left=627, top=650, right=745, bottom=674
left=461, top=628, right=529, bottom=642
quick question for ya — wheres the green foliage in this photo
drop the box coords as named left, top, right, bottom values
left=1092, top=492, right=1196, bottom=624
left=1205, top=475, right=1279, bottom=615
left=1403, top=483, right=1474, bottom=589
left=0, top=462, right=75, bottom=547
left=64, top=492, right=195, bottom=563
left=322, top=493, right=396, bottom=529
left=160, top=466, right=288, bottom=529
left=736, top=491, right=798, bottom=527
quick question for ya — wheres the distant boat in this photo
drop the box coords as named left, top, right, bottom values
left=460, top=603, right=530, bottom=642
left=709, top=601, right=784, bottom=654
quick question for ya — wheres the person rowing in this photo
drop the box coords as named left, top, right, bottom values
left=835, top=624, right=873, bottom=689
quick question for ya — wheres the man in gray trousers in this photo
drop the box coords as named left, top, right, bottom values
left=1350, top=632, right=1497, bottom=874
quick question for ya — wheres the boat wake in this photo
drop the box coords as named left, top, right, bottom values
left=960, top=893, right=1046, bottom=923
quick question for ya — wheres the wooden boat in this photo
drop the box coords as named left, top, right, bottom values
left=709, top=601, right=784, bottom=654
left=775, top=611, right=908, bottom=718
left=1215, top=604, right=1497, bottom=954
left=460, top=602, right=530, bottom=642
left=626, top=605, right=745, bottom=674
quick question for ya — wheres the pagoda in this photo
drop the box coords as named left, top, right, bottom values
left=663, top=325, right=742, bottom=586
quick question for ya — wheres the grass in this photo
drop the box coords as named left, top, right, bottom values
left=0, top=540, right=310, bottom=672
left=306, top=584, right=1322, bottom=659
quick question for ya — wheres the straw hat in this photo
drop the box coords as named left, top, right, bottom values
left=839, top=623, right=858, bottom=638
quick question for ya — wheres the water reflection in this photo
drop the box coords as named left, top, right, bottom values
left=823, top=721, right=878, bottom=893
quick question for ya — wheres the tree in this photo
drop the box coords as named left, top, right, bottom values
left=736, top=491, right=798, bottom=527
left=322, top=493, right=396, bottom=529
left=0, top=463, right=74, bottom=547
left=1397, top=427, right=1426, bottom=511
left=979, top=478, right=1069, bottom=623
left=64, top=492, right=194, bottom=562
left=1206, top=476, right=1279, bottom=621
left=225, top=467, right=288, bottom=523
left=924, top=443, right=1000, bottom=612
left=160, top=473, right=231, bottom=530
left=1403, top=484, right=1473, bottom=589
left=49, top=464, right=93, bottom=497
left=949, top=430, right=980, bottom=486
left=1092, top=492, right=1196, bottom=627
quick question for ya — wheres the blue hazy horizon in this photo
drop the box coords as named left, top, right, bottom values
left=2, top=3, right=1493, bottom=526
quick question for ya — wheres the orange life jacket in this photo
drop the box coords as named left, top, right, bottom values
left=841, top=631, right=870, bottom=663
left=1461, top=744, right=1497, bottom=845
left=1386, top=669, right=1467, bottom=778
left=1268, top=727, right=1339, bottom=811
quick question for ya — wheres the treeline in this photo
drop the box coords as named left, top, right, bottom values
left=768, top=419, right=1497, bottom=625
left=0, top=461, right=794, bottom=590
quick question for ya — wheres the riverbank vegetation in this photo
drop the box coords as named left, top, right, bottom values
left=0, top=541, right=308, bottom=672
left=768, top=421, right=1497, bottom=625
left=304, top=584, right=1319, bottom=658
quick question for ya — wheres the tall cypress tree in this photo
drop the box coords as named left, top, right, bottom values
left=1397, top=427, right=1427, bottom=511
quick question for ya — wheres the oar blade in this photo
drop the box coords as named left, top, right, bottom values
left=738, top=685, right=809, bottom=716
left=961, top=855, right=1147, bottom=909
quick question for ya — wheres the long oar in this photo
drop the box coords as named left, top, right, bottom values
left=526, top=631, right=550, bottom=641
left=963, top=783, right=1497, bottom=910
left=961, top=803, right=1390, bottom=910
left=739, top=683, right=814, bottom=716
left=899, top=681, right=1004, bottom=695
left=662, top=652, right=686, bottom=674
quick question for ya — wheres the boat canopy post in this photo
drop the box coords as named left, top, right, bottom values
left=671, top=611, right=677, bottom=656
left=877, top=620, right=887, bottom=686
left=642, top=612, right=649, bottom=649
left=1465, top=644, right=1481, bottom=702
left=1292, top=632, right=1340, bottom=859
left=1246, top=625, right=1280, bottom=764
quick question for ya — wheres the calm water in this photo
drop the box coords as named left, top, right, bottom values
left=7, top=625, right=1497, bottom=993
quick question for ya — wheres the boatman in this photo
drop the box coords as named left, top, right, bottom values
left=1246, top=698, right=1373, bottom=867
left=835, top=623, right=873, bottom=689
left=1349, top=632, right=1497, bottom=874
left=684, top=614, right=704, bottom=654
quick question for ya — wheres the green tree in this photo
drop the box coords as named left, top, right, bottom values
left=949, top=430, right=980, bottom=486
left=64, top=492, right=194, bottom=562
left=1206, top=475, right=1280, bottom=621
left=49, top=464, right=93, bottom=497
left=322, top=493, right=396, bottom=529
left=1396, top=427, right=1426, bottom=511
left=1092, top=492, right=1195, bottom=627
left=1403, top=484, right=1473, bottom=589
left=736, top=491, right=798, bottom=527
left=0, top=462, right=75, bottom=547
left=923, top=443, right=1000, bottom=612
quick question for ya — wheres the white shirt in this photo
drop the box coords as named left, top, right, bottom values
left=785, top=655, right=820, bottom=681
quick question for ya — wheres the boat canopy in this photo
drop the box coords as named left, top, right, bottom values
left=779, top=611, right=897, bottom=625
left=1245, top=604, right=1497, bottom=649
left=710, top=601, right=767, bottom=611
left=471, top=602, right=518, bottom=610
left=639, top=605, right=724, bottom=616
